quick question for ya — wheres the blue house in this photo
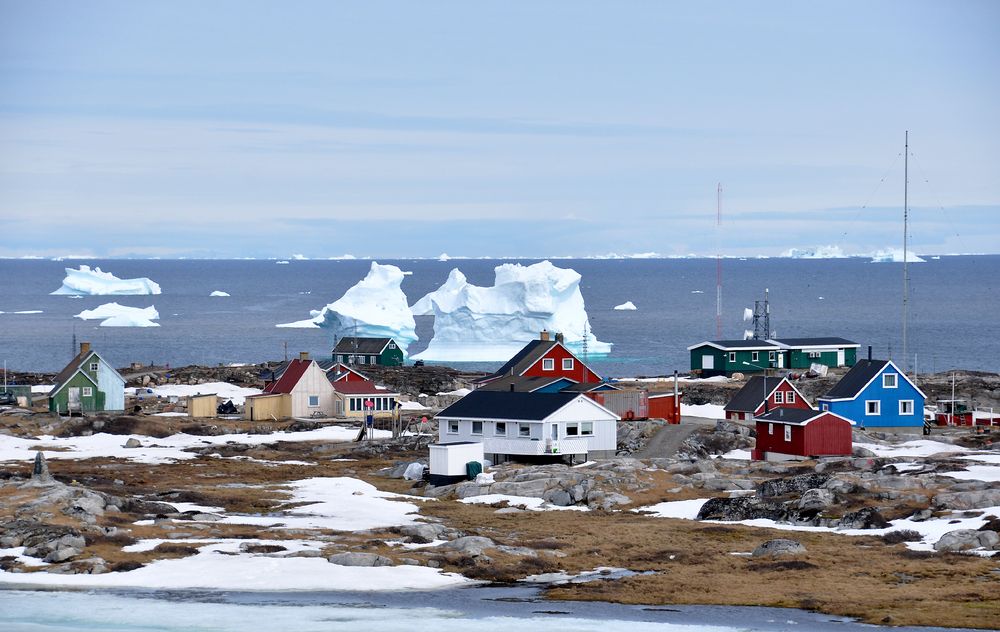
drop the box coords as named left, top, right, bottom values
left=817, top=359, right=925, bottom=432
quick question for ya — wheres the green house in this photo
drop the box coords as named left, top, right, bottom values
left=772, top=338, right=859, bottom=370
left=48, top=343, right=126, bottom=414
left=689, top=337, right=859, bottom=377
left=332, top=337, right=405, bottom=367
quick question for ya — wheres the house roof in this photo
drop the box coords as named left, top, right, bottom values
left=476, top=338, right=601, bottom=384
left=332, top=381, right=398, bottom=396
left=769, top=337, right=859, bottom=349
left=560, top=381, right=616, bottom=393
left=333, top=337, right=392, bottom=355
left=687, top=339, right=779, bottom=351
left=263, top=359, right=312, bottom=394
left=820, top=359, right=889, bottom=400
left=477, top=375, right=574, bottom=393
left=50, top=350, right=100, bottom=395
left=756, top=407, right=854, bottom=426
left=725, top=376, right=785, bottom=412
left=437, top=391, right=583, bottom=421
left=326, top=362, right=370, bottom=382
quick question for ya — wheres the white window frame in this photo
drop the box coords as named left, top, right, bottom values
left=808, top=351, right=821, bottom=359
left=821, top=402, right=829, bottom=411
left=82, top=387, right=93, bottom=397
left=774, top=391, right=784, bottom=405
left=471, top=421, right=483, bottom=435
left=769, top=351, right=776, bottom=362
left=308, top=395, right=319, bottom=407
left=495, top=422, right=506, bottom=436
left=768, top=423, right=774, bottom=435
left=899, top=400, right=914, bottom=415
left=866, top=400, right=881, bottom=416
left=388, top=342, right=395, bottom=349
left=89, top=362, right=99, bottom=372
left=783, top=425, right=792, bottom=442
left=357, top=356, right=366, bottom=365
left=518, top=423, right=531, bottom=437
left=786, top=391, right=795, bottom=404
left=542, top=358, right=555, bottom=371
left=580, top=422, right=594, bottom=436
left=751, top=351, right=759, bottom=362
left=565, top=422, right=579, bottom=436
left=728, top=352, right=736, bottom=363
left=447, top=421, right=459, bottom=434
left=562, top=358, right=574, bottom=371
left=883, top=373, right=897, bottom=388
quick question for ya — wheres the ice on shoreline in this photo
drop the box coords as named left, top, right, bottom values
left=412, top=261, right=611, bottom=362
left=277, top=262, right=417, bottom=355
left=51, top=265, right=161, bottom=295
left=75, top=303, right=160, bottom=327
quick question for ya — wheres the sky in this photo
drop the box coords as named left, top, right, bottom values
left=1, top=0, right=998, bottom=259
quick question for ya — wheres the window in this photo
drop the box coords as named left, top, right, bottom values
left=519, top=423, right=531, bottom=437
left=388, top=342, right=396, bottom=349
left=338, top=355, right=346, bottom=363
left=562, top=358, right=574, bottom=371
left=448, top=421, right=459, bottom=434
left=82, top=387, right=93, bottom=397
left=580, top=422, right=594, bottom=436
left=471, top=421, right=483, bottom=435
left=542, top=358, right=554, bottom=371
left=784, top=425, right=792, bottom=442
left=774, top=391, right=784, bottom=404
left=866, top=400, right=881, bottom=415
left=821, top=403, right=829, bottom=411
left=357, top=356, right=366, bottom=365
left=349, top=398, right=357, bottom=412
left=768, top=423, right=774, bottom=435
left=899, top=400, right=914, bottom=415
left=769, top=351, right=776, bottom=362
left=89, top=362, right=99, bottom=372
left=308, top=395, right=319, bottom=407
left=566, top=422, right=579, bottom=436
left=728, top=352, right=736, bottom=363
left=786, top=391, right=796, bottom=404
left=883, top=373, right=897, bottom=388
left=495, top=422, right=506, bottom=436
left=751, top=351, right=759, bottom=362
left=808, top=351, right=821, bottom=359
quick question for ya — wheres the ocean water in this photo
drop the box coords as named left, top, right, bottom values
left=0, top=256, right=997, bottom=375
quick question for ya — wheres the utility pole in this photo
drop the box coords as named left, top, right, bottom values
left=902, top=130, right=910, bottom=373
left=716, top=183, right=723, bottom=339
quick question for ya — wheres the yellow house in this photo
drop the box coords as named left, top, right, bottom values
left=244, top=393, right=291, bottom=421
left=188, top=393, right=218, bottom=418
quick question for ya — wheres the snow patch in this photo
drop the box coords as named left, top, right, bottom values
left=51, top=265, right=161, bottom=295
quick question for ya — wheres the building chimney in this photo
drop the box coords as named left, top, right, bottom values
left=80, top=342, right=91, bottom=356
left=867, top=346, right=872, bottom=361
left=299, top=351, right=309, bottom=361
left=540, top=330, right=550, bottom=342
left=555, top=332, right=564, bottom=344
left=509, top=383, right=515, bottom=392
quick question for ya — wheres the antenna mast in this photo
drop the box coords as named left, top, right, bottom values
left=716, top=183, right=723, bottom=339
left=902, top=131, right=909, bottom=372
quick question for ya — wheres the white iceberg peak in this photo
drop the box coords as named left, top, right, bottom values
left=277, top=262, right=417, bottom=354
left=51, top=265, right=161, bottom=296
left=613, top=301, right=637, bottom=311
left=412, top=260, right=610, bottom=362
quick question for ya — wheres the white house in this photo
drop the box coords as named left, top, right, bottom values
left=435, top=391, right=619, bottom=463
left=258, top=353, right=337, bottom=418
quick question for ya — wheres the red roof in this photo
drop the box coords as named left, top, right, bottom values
left=332, top=381, right=397, bottom=395
left=264, top=359, right=311, bottom=394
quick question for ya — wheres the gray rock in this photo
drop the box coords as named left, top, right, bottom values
left=327, top=552, right=394, bottom=567
left=437, top=536, right=496, bottom=556
left=752, top=539, right=806, bottom=557
left=543, top=488, right=573, bottom=507
left=933, top=489, right=1000, bottom=511
left=933, top=529, right=1000, bottom=552
left=852, top=446, right=876, bottom=458
left=797, top=488, right=835, bottom=512
left=31, top=452, right=52, bottom=483
left=586, top=491, right=631, bottom=511
left=696, top=496, right=786, bottom=522
left=838, top=507, right=889, bottom=530
left=496, top=545, right=538, bottom=557
left=823, top=477, right=857, bottom=495
left=399, top=523, right=450, bottom=542
left=758, top=473, right=830, bottom=498
left=124, top=438, right=142, bottom=448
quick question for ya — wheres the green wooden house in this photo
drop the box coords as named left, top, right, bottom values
left=771, top=338, right=859, bottom=370
left=689, top=337, right=859, bottom=377
left=332, top=337, right=405, bottom=367
left=48, top=343, right=126, bottom=414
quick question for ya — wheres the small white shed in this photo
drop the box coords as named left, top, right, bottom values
left=428, top=441, right=484, bottom=486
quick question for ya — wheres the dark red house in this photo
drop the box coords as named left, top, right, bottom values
left=725, top=376, right=812, bottom=421
left=752, top=408, right=854, bottom=461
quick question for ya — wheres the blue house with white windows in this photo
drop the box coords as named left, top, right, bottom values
left=816, top=358, right=925, bottom=432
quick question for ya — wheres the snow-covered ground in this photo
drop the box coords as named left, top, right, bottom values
left=853, top=440, right=971, bottom=458
left=459, top=493, right=589, bottom=512
left=681, top=403, right=725, bottom=419
left=51, top=265, right=161, bottom=295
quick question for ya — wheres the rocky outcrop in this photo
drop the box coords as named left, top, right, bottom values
left=933, top=529, right=1000, bottom=552
left=696, top=496, right=786, bottom=522
left=752, top=539, right=806, bottom=557
left=327, top=552, right=395, bottom=567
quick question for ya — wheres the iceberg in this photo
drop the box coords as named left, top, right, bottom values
left=613, top=301, right=637, bottom=311
left=411, top=260, right=611, bottom=362
left=210, top=290, right=231, bottom=297
left=781, top=246, right=848, bottom=259
left=51, top=265, right=161, bottom=295
left=870, top=248, right=926, bottom=263
left=277, top=262, right=417, bottom=354
left=75, top=302, right=160, bottom=327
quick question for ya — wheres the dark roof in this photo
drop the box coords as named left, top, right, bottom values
left=725, top=376, right=784, bottom=412
left=756, top=408, right=823, bottom=425
left=771, top=337, right=859, bottom=348
left=263, top=359, right=311, bottom=394
left=333, top=337, right=392, bottom=355
left=50, top=350, right=98, bottom=394
left=476, top=339, right=554, bottom=383
left=559, top=381, right=615, bottom=393
left=327, top=362, right=370, bottom=382
left=332, top=381, right=397, bottom=395
left=820, top=359, right=889, bottom=400
left=693, top=339, right=780, bottom=350
left=477, top=375, right=570, bottom=393
left=437, top=391, right=581, bottom=420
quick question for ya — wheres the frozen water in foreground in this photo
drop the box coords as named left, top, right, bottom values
left=277, top=262, right=417, bottom=355
left=74, top=302, right=160, bottom=327
left=412, top=260, right=611, bottom=362
left=51, top=265, right=161, bottom=295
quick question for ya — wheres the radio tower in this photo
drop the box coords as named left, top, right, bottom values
left=715, top=183, right=723, bottom=339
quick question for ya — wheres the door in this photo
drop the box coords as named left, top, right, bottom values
left=837, top=349, right=845, bottom=366
left=703, top=355, right=714, bottom=370
left=551, top=424, right=559, bottom=441
left=777, top=353, right=785, bottom=369
left=68, top=387, right=80, bottom=412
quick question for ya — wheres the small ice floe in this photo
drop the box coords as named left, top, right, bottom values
left=691, top=290, right=704, bottom=294
left=209, top=290, right=230, bottom=297
left=276, top=260, right=290, bottom=265
left=12, top=310, right=43, bottom=314
left=613, top=301, right=637, bottom=311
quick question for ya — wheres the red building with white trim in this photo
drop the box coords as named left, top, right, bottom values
left=752, top=408, right=854, bottom=461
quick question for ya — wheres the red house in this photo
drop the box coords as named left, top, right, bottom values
left=325, top=362, right=370, bottom=384
left=725, top=376, right=812, bottom=421
left=752, top=408, right=854, bottom=461
left=475, top=331, right=602, bottom=388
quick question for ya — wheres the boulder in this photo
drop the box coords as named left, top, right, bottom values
left=852, top=446, right=876, bottom=458
left=543, top=488, right=574, bottom=507
left=124, top=438, right=142, bottom=448
left=586, top=491, right=631, bottom=511
left=758, top=473, right=829, bottom=498
left=398, top=523, right=451, bottom=542
left=797, top=488, right=835, bottom=512
left=437, top=536, right=496, bottom=556
left=752, top=539, right=807, bottom=557
left=696, top=496, right=786, bottom=522
left=933, top=529, right=1000, bottom=552
left=838, top=507, right=889, bottom=530
left=327, top=552, right=395, bottom=567
left=933, top=489, right=1000, bottom=511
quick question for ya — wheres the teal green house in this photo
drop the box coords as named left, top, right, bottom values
left=48, top=343, right=126, bottom=414
left=688, top=337, right=859, bottom=377
left=332, top=337, right=405, bottom=367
